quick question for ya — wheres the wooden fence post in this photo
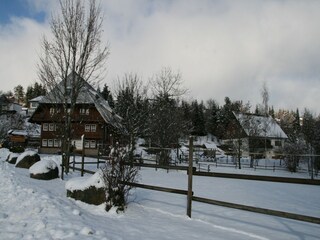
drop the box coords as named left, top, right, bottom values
left=187, top=136, right=193, bottom=218
left=81, top=135, right=85, bottom=177
left=97, top=146, right=100, bottom=169
left=73, top=153, right=75, bottom=172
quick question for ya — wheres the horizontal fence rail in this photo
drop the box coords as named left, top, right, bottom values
left=193, top=171, right=320, bottom=185
left=122, top=181, right=189, bottom=196
left=192, top=196, right=320, bottom=225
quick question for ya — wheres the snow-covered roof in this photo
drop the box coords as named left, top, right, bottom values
left=233, top=112, right=288, bottom=139
left=34, top=72, right=124, bottom=131
left=8, top=129, right=28, bottom=136
left=29, top=96, right=44, bottom=102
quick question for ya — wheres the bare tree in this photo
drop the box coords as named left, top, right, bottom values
left=261, top=82, right=269, bottom=117
left=148, top=67, right=188, bottom=165
left=38, top=0, right=109, bottom=174
left=150, top=67, right=187, bottom=98
left=260, top=82, right=271, bottom=159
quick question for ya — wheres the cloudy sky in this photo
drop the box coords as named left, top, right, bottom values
left=1, top=0, right=320, bottom=113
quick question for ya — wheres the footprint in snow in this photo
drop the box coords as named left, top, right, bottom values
left=72, top=209, right=81, bottom=215
left=0, top=213, right=8, bottom=219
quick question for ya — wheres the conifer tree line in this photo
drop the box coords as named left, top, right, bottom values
left=7, top=72, right=320, bottom=158
left=97, top=71, right=320, bottom=169
left=2, top=82, right=47, bottom=107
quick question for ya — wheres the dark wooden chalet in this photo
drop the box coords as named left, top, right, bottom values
left=29, top=73, right=125, bottom=155
left=223, top=112, right=288, bottom=158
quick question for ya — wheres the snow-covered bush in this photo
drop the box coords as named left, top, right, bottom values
left=101, top=145, right=139, bottom=212
left=65, top=171, right=106, bottom=205
left=283, top=141, right=307, bottom=172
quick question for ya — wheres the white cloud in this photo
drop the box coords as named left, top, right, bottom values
left=0, top=17, right=49, bottom=93
left=1, top=0, right=320, bottom=113
left=100, top=0, right=320, bottom=113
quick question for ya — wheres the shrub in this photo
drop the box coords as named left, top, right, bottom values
left=101, top=145, right=139, bottom=212
left=10, top=146, right=25, bottom=153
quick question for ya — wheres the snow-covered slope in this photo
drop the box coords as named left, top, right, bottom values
left=0, top=150, right=319, bottom=240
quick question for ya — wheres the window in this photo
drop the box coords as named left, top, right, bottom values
left=66, top=87, right=71, bottom=95
left=80, top=108, right=90, bottom=115
left=43, top=123, right=48, bottom=131
left=42, top=139, right=47, bottom=147
left=275, top=140, right=282, bottom=147
left=84, top=141, right=90, bottom=148
left=90, top=140, right=96, bottom=148
left=54, top=139, right=60, bottom=147
left=48, top=139, right=53, bottom=147
left=91, top=124, right=96, bottom=132
left=50, top=108, right=54, bottom=115
left=85, top=124, right=96, bottom=132
left=30, top=102, right=38, bottom=108
left=49, top=123, right=55, bottom=131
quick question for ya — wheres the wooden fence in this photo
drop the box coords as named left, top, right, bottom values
left=68, top=138, right=320, bottom=225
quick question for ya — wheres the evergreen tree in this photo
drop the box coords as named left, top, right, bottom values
left=302, top=109, right=316, bottom=146
left=25, top=82, right=46, bottom=105
left=293, top=108, right=301, bottom=135
left=181, top=100, right=192, bottom=133
left=190, top=100, right=206, bottom=136
left=14, top=85, right=25, bottom=105
left=101, top=84, right=115, bottom=108
left=204, top=99, right=219, bottom=136
left=114, top=73, right=148, bottom=161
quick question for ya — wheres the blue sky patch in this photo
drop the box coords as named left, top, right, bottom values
left=0, top=0, right=46, bottom=24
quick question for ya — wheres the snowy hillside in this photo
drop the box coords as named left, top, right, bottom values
left=0, top=149, right=319, bottom=240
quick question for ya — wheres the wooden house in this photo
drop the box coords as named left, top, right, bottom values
left=223, top=112, right=288, bottom=158
left=28, top=96, right=44, bottom=116
left=29, top=73, right=125, bottom=155
left=0, top=95, right=22, bottom=115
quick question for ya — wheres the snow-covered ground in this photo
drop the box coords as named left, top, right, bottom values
left=0, top=149, right=319, bottom=240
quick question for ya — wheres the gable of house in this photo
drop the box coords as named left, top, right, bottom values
left=31, top=73, right=124, bottom=131
left=28, top=72, right=125, bottom=155
left=233, top=112, right=288, bottom=140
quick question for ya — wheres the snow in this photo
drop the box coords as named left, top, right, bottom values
left=0, top=148, right=12, bottom=161
left=9, top=129, right=28, bottom=136
left=0, top=151, right=319, bottom=240
left=65, top=170, right=105, bottom=191
left=15, top=150, right=37, bottom=166
left=29, top=159, right=58, bottom=174
left=234, top=112, right=288, bottom=139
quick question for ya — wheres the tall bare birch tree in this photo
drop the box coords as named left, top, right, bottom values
left=38, top=0, right=109, bottom=174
